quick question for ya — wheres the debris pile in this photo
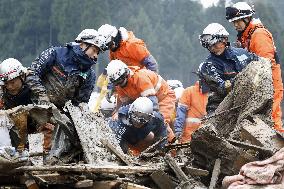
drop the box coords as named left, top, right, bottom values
left=190, top=60, right=284, bottom=187
left=1, top=60, right=284, bottom=189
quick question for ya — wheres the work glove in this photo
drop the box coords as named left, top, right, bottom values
left=224, top=80, right=232, bottom=94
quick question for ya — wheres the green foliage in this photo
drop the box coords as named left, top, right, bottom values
left=0, top=0, right=283, bottom=87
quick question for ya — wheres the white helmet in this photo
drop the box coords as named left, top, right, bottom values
left=174, top=87, right=184, bottom=101
left=226, top=2, right=255, bottom=22
left=100, top=96, right=116, bottom=111
left=0, top=58, right=27, bottom=83
left=98, top=24, right=118, bottom=50
left=129, top=97, right=154, bottom=124
left=75, top=29, right=104, bottom=50
left=167, top=80, right=183, bottom=90
left=106, top=60, right=130, bottom=85
left=100, top=96, right=116, bottom=117
left=199, top=23, right=229, bottom=49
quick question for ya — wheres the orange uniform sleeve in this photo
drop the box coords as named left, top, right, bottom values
left=179, top=88, right=192, bottom=109
left=250, top=29, right=275, bottom=62
left=127, top=41, right=150, bottom=63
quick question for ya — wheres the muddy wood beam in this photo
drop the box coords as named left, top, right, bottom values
left=100, top=138, right=133, bottom=166
left=164, top=154, right=191, bottom=183
left=209, top=158, right=221, bottom=189
left=15, top=165, right=159, bottom=174
left=183, top=166, right=209, bottom=177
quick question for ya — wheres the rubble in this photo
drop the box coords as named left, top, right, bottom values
left=1, top=60, right=284, bottom=188
left=190, top=60, right=284, bottom=187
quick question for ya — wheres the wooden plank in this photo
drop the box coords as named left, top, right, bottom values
left=150, top=170, right=176, bottom=189
left=164, top=154, right=189, bottom=182
left=15, top=165, right=158, bottom=174
left=31, top=173, right=74, bottom=185
left=74, top=179, right=93, bottom=188
left=183, top=166, right=209, bottom=177
left=164, top=154, right=207, bottom=189
left=209, top=158, right=221, bottom=189
left=100, top=138, right=133, bottom=165
left=139, top=136, right=167, bottom=155
left=125, top=182, right=152, bottom=189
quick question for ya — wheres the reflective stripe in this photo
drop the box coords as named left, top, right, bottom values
left=178, top=102, right=188, bottom=109
left=141, top=88, right=156, bottom=96
left=141, top=75, right=163, bottom=96
left=185, top=118, right=201, bottom=124
left=154, top=75, right=163, bottom=92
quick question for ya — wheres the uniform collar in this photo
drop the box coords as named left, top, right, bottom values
left=241, top=18, right=263, bottom=40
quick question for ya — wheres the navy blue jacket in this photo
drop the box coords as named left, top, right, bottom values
left=198, top=46, right=258, bottom=96
left=30, top=43, right=96, bottom=108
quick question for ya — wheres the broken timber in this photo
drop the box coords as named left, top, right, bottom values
left=100, top=138, right=133, bottom=165
left=164, top=154, right=206, bottom=189
left=138, top=136, right=167, bottom=157
left=15, top=164, right=161, bottom=174
left=209, top=158, right=221, bottom=189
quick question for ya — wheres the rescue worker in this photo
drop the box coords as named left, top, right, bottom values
left=30, top=29, right=102, bottom=163
left=114, top=97, right=167, bottom=155
left=174, top=81, right=208, bottom=143
left=198, top=23, right=259, bottom=114
left=98, top=24, right=158, bottom=71
left=226, top=2, right=284, bottom=131
left=31, top=28, right=101, bottom=108
left=106, top=59, right=176, bottom=143
left=97, top=24, right=159, bottom=103
left=0, top=58, right=53, bottom=152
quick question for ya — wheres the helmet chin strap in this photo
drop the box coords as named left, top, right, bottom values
left=83, top=43, right=91, bottom=53
left=110, top=30, right=122, bottom=52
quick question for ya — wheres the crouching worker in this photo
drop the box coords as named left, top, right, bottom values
left=106, top=60, right=176, bottom=143
left=0, top=58, right=54, bottom=153
left=113, top=97, right=167, bottom=156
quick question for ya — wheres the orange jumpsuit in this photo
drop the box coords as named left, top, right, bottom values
left=116, top=67, right=176, bottom=142
left=110, top=31, right=157, bottom=71
left=238, top=18, right=283, bottom=131
left=174, top=82, right=208, bottom=143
